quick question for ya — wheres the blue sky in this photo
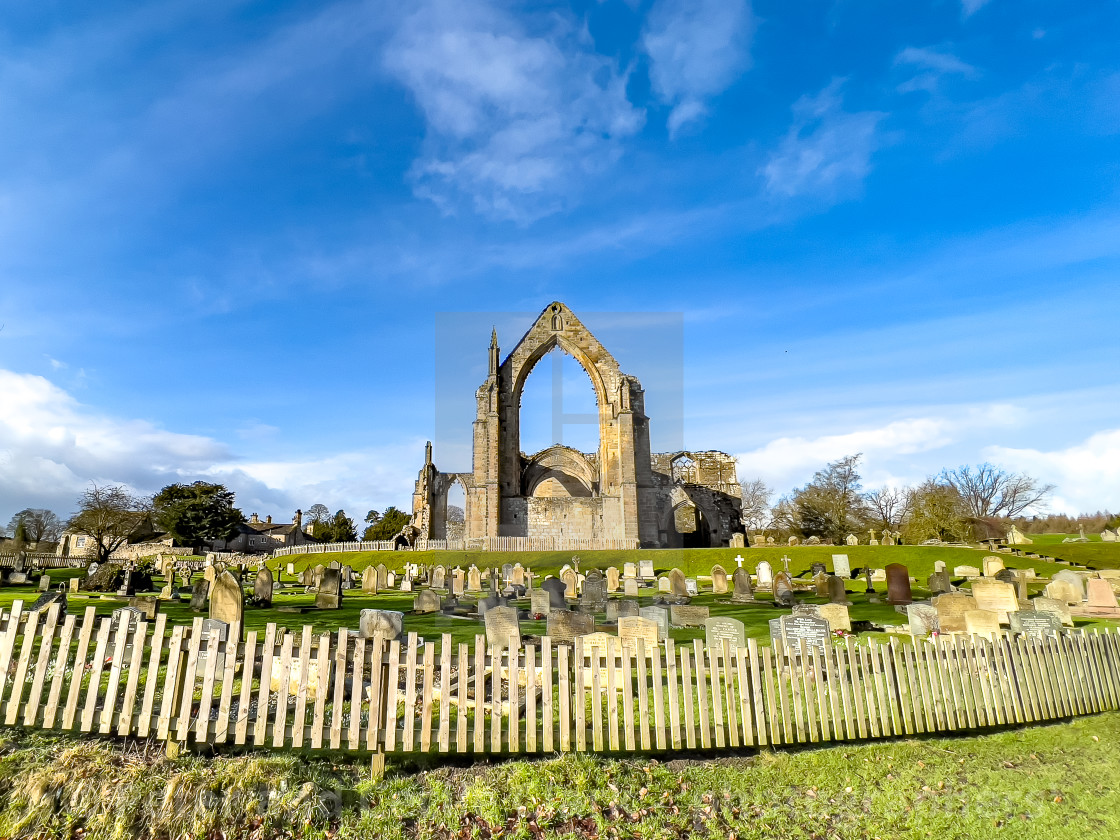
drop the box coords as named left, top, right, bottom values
left=1, top=0, right=1118, bottom=526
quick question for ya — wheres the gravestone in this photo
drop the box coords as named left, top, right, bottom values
left=254, top=567, right=274, bottom=606
left=845, top=534, right=858, bottom=546
left=669, top=604, right=710, bottom=627
left=970, top=579, right=1017, bottom=623
left=38, top=574, right=50, bottom=592
left=362, top=566, right=377, bottom=594
left=773, top=572, right=796, bottom=607
left=710, top=565, right=728, bottom=594
left=932, top=592, right=978, bottom=633
left=582, top=570, right=608, bottom=612
left=1031, top=596, right=1073, bottom=627
left=209, top=571, right=243, bottom=632
left=1044, top=578, right=1082, bottom=605
left=639, top=606, right=670, bottom=640
left=467, top=566, right=483, bottom=593
left=313, top=564, right=326, bottom=589
left=827, top=575, right=850, bottom=605
left=623, top=577, right=639, bottom=597
left=129, top=595, right=158, bottom=620
left=414, top=590, right=441, bottom=614
left=1010, top=610, right=1061, bottom=639
left=605, top=566, right=620, bottom=593
left=907, top=604, right=939, bottom=636
left=196, top=618, right=229, bottom=671
left=776, top=615, right=831, bottom=652
left=512, top=563, right=525, bottom=586
left=286, top=562, right=296, bottom=576
left=623, top=562, right=637, bottom=579
left=1083, top=578, right=1120, bottom=616
left=502, top=563, right=514, bottom=584
left=814, top=572, right=830, bottom=598
left=359, top=609, right=403, bottom=640
left=530, top=588, right=552, bottom=616
left=927, top=570, right=952, bottom=595
left=190, top=579, right=210, bottom=612
left=341, top=565, right=355, bottom=590
left=657, top=577, right=671, bottom=593
left=810, top=562, right=827, bottom=577
left=1053, top=570, right=1086, bottom=601
left=685, top=578, right=699, bottom=596
left=485, top=606, right=521, bottom=648
left=793, top=604, right=821, bottom=619
left=315, top=568, right=343, bottom=610
left=994, top=568, right=1017, bottom=585
left=964, top=609, right=1001, bottom=640
left=731, top=567, right=754, bottom=603
left=561, top=568, right=578, bottom=598
left=982, top=556, right=1005, bottom=577
left=704, top=616, right=745, bottom=650
left=430, top=565, right=446, bottom=590
left=954, top=565, right=981, bottom=578
left=668, top=568, right=687, bottom=597
left=618, top=616, right=659, bottom=654
left=451, top=568, right=465, bottom=597
left=639, top=559, right=655, bottom=580
left=606, top=599, right=640, bottom=621
left=818, top=603, right=851, bottom=633
left=69, top=578, right=79, bottom=594
left=755, top=561, right=773, bottom=592
left=832, top=554, right=850, bottom=578
left=885, top=564, right=912, bottom=605
left=541, top=576, right=567, bottom=610
left=372, top=564, right=387, bottom=591
left=299, top=568, right=314, bottom=587
left=547, top=610, right=595, bottom=645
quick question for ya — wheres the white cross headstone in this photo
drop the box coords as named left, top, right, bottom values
left=734, top=554, right=744, bottom=568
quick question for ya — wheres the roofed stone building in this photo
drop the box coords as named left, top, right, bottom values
left=410, top=302, right=744, bottom=548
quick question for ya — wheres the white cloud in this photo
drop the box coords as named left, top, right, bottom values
left=896, top=46, right=976, bottom=95
left=384, top=0, right=644, bottom=223
left=960, top=0, right=990, bottom=18
left=0, top=368, right=417, bottom=524
left=642, top=0, right=753, bottom=136
left=761, top=79, right=885, bottom=198
left=986, top=430, right=1120, bottom=515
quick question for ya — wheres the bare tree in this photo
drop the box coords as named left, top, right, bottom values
left=66, top=485, right=151, bottom=564
left=940, top=464, right=1055, bottom=518
left=738, top=478, right=773, bottom=531
left=6, top=508, right=63, bottom=544
left=864, top=487, right=909, bottom=530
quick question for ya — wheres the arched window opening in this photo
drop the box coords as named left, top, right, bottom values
left=519, top=346, right=599, bottom=456
left=671, top=454, right=697, bottom=484
left=445, top=479, right=466, bottom=541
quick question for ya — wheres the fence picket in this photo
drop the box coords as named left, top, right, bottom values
left=236, top=630, right=258, bottom=746
left=311, top=632, right=331, bottom=750
left=82, top=619, right=112, bottom=734
left=421, top=642, right=435, bottom=753
left=23, top=603, right=61, bottom=729
left=119, top=619, right=150, bottom=737
left=6, top=610, right=42, bottom=725
left=440, top=635, right=453, bottom=753
left=291, top=628, right=313, bottom=748
left=43, top=613, right=77, bottom=730
left=636, top=639, right=650, bottom=750
left=541, top=638, right=554, bottom=752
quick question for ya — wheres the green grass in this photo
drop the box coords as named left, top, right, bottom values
left=1, top=712, right=1120, bottom=839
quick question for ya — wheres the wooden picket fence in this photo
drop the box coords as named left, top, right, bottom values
left=0, top=600, right=1117, bottom=755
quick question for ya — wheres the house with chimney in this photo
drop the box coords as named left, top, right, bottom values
left=211, top=510, right=313, bottom=553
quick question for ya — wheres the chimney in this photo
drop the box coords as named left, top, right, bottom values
left=266, top=515, right=272, bottom=524
left=250, top=513, right=259, bottom=524
left=294, top=509, right=302, bottom=528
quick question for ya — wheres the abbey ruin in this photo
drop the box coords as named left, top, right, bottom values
left=409, top=302, right=744, bottom=549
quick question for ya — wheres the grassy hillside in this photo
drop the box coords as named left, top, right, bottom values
left=1, top=712, right=1119, bottom=839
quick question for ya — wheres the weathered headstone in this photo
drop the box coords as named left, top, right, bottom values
left=818, top=603, right=851, bottom=633
left=927, top=570, right=952, bottom=595
left=1031, top=596, right=1073, bottom=627
left=657, top=576, right=671, bottom=593
left=832, top=554, right=850, bottom=578
left=982, top=556, right=1005, bottom=577
left=1053, top=570, right=1086, bottom=601
left=685, top=578, right=698, bottom=596
left=827, top=575, right=850, bottom=605
left=38, top=574, right=50, bottom=592
left=623, top=577, right=639, bottom=597
left=954, top=565, right=981, bottom=578
left=414, top=590, right=441, bottom=614
left=69, top=577, right=80, bottom=594
left=933, top=592, right=978, bottom=633
left=605, top=566, right=620, bottom=593
left=970, top=579, right=1018, bottom=623
left=755, top=561, right=773, bottom=591
left=606, top=599, right=640, bottom=621
left=362, top=566, right=377, bottom=594
left=639, top=605, right=669, bottom=640
left=530, top=588, right=552, bottom=616
left=1010, top=610, right=1061, bottom=639
left=814, top=572, right=830, bottom=598
left=485, top=605, right=521, bottom=647
left=561, top=568, right=578, bottom=598
left=618, top=616, right=659, bottom=654
left=638, top=559, right=655, bottom=580
left=669, top=604, right=710, bottom=627
left=582, top=570, right=608, bottom=612
left=129, top=595, right=159, bottom=620
left=623, top=562, right=637, bottom=579
left=732, top=567, right=754, bottom=603
left=907, top=604, right=939, bottom=636
left=964, top=609, right=1001, bottom=640
left=511, top=563, right=525, bottom=586
left=669, top=568, right=688, bottom=597
left=315, top=568, right=343, bottom=609
left=704, top=616, right=746, bottom=649
left=1044, top=577, right=1082, bottom=605
left=776, top=615, right=831, bottom=652
left=541, top=576, right=567, bottom=610
left=710, top=565, right=728, bottom=595
left=773, top=571, right=795, bottom=607
left=359, top=609, right=403, bottom=640
left=547, top=610, right=595, bottom=645
left=430, top=565, right=446, bottom=590
left=1082, top=578, right=1120, bottom=616
left=190, top=579, right=210, bottom=612
left=209, top=571, right=243, bottom=631
left=254, top=567, right=274, bottom=606
left=885, top=564, right=912, bottom=605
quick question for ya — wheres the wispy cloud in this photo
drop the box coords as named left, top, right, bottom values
left=641, top=0, right=753, bottom=136
left=384, top=0, right=644, bottom=223
left=761, top=79, right=885, bottom=199
left=896, top=45, right=976, bottom=95
left=960, top=0, right=991, bottom=19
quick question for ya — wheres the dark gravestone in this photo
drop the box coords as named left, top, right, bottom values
left=1010, top=610, right=1062, bottom=639
left=129, top=595, right=159, bottom=620
left=254, top=567, right=274, bottom=606
left=315, top=569, right=343, bottom=610
left=827, top=575, right=850, bottom=605
left=639, top=606, right=670, bottom=640
left=927, top=570, right=952, bottom=595
left=546, top=610, right=595, bottom=645
left=581, top=571, right=608, bottom=612
left=863, top=566, right=875, bottom=594
left=190, top=579, right=210, bottom=612
left=774, top=572, right=796, bottom=607
left=731, top=567, right=754, bottom=603
left=994, top=568, right=1017, bottom=585
left=606, top=599, right=640, bottom=621
left=777, top=615, right=831, bottom=653
left=810, top=562, right=827, bottom=577
left=541, top=577, right=568, bottom=610
left=885, top=564, right=912, bottom=605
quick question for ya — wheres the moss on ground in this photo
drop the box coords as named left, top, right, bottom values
left=1, top=711, right=1119, bottom=839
